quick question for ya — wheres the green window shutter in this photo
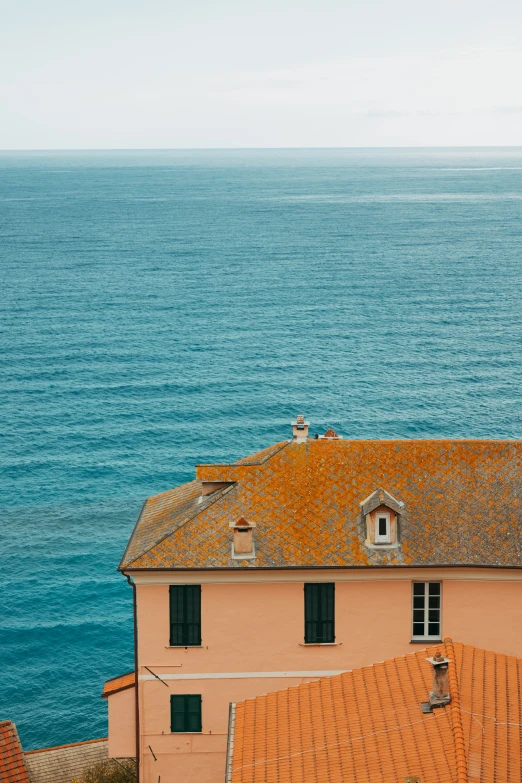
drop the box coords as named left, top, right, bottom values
left=304, top=583, right=335, bottom=643
left=186, top=695, right=202, bottom=732
left=169, top=586, right=201, bottom=646
left=170, top=695, right=187, bottom=732
left=185, top=586, right=201, bottom=646
left=170, top=695, right=202, bottom=732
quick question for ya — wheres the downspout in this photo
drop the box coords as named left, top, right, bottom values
left=126, top=573, right=140, bottom=782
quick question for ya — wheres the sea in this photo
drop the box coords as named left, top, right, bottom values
left=2, top=147, right=522, bottom=750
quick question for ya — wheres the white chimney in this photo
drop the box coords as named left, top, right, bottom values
left=291, top=414, right=309, bottom=442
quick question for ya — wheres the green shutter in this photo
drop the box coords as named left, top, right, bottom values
left=185, top=586, right=201, bottom=645
left=186, top=695, right=202, bottom=732
left=170, top=695, right=187, bottom=732
left=304, top=583, right=335, bottom=643
left=170, top=695, right=202, bottom=732
left=170, top=586, right=201, bottom=646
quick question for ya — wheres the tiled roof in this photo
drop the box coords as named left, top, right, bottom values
left=228, top=640, right=522, bottom=783
left=0, top=722, right=30, bottom=783
left=101, top=671, right=136, bottom=698
left=23, top=738, right=108, bottom=783
left=120, top=438, right=522, bottom=570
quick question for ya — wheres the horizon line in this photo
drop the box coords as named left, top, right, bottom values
left=2, top=145, right=522, bottom=153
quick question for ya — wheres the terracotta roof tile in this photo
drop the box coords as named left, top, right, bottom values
left=323, top=428, right=339, bottom=438
left=0, top=721, right=30, bottom=783
left=229, top=641, right=522, bottom=783
left=120, top=439, right=522, bottom=570
left=101, top=671, right=136, bottom=698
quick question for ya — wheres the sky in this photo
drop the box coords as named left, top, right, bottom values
left=1, top=0, right=522, bottom=149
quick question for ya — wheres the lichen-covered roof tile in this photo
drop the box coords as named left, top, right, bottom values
left=121, top=438, right=522, bottom=570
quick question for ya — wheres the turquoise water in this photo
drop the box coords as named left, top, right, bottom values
left=2, top=148, right=522, bottom=749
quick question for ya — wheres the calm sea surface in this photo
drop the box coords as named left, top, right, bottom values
left=2, top=148, right=522, bottom=749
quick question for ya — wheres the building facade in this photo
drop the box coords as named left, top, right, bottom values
left=104, top=420, right=522, bottom=783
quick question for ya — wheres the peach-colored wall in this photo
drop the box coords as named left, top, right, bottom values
left=443, top=580, right=522, bottom=657
left=137, top=580, right=415, bottom=671
left=107, top=686, right=136, bottom=759
left=128, top=571, right=522, bottom=783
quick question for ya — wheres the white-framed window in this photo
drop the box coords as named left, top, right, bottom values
left=375, top=512, right=391, bottom=543
left=412, top=582, right=441, bottom=640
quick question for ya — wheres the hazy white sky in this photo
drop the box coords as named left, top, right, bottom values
left=1, top=0, right=522, bottom=148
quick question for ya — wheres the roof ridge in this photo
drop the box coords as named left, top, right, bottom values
left=444, top=637, right=467, bottom=783
left=23, top=738, right=107, bottom=755
left=103, top=669, right=135, bottom=684
left=120, top=483, right=236, bottom=569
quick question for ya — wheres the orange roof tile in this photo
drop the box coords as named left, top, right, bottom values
left=0, top=721, right=30, bottom=783
left=120, top=438, right=522, bottom=570
left=101, top=671, right=136, bottom=698
left=228, top=640, right=522, bottom=783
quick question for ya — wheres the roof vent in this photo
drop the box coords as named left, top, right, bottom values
left=230, top=517, right=256, bottom=560
left=291, top=415, right=309, bottom=442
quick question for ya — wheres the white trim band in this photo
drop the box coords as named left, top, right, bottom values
left=128, top=567, right=522, bottom=585
left=138, top=669, right=347, bottom=681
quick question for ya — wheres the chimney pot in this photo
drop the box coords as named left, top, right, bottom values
left=426, top=655, right=451, bottom=708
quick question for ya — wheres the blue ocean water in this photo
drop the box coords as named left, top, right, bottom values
left=2, top=148, right=522, bottom=750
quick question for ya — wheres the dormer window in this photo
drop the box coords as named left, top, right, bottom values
left=360, top=488, right=404, bottom=549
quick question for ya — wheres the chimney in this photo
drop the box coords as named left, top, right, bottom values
left=291, top=414, right=309, bottom=442
left=230, top=517, right=256, bottom=559
left=426, top=653, right=451, bottom=708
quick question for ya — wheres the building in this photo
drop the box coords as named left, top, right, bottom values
left=104, top=418, right=522, bottom=783
left=226, top=638, right=522, bottom=783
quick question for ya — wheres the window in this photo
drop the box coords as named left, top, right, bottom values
left=170, top=695, right=202, bottom=732
left=412, top=582, right=441, bottom=639
left=169, top=585, right=201, bottom=646
left=375, top=512, right=391, bottom=544
left=304, top=583, right=335, bottom=643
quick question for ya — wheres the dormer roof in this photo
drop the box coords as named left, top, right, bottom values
left=360, top=487, right=404, bottom=515
left=120, top=438, right=522, bottom=570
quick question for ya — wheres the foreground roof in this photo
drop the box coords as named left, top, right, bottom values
left=0, top=721, right=30, bottom=783
left=23, top=738, right=108, bottom=783
left=227, top=639, right=522, bottom=783
left=120, top=437, right=522, bottom=570
left=101, top=671, right=136, bottom=698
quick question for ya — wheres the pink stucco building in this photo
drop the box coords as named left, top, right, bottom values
left=103, top=418, right=522, bottom=783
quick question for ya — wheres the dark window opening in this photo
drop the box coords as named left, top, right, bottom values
left=304, top=583, right=335, bottom=643
left=378, top=517, right=388, bottom=536
left=169, top=585, right=201, bottom=646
